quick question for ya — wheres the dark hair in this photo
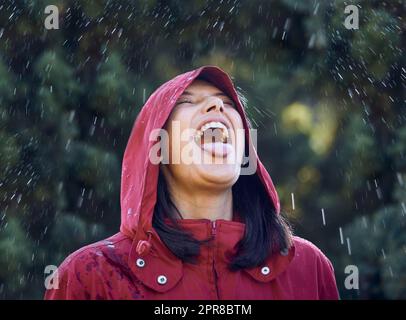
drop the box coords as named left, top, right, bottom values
left=152, top=170, right=293, bottom=271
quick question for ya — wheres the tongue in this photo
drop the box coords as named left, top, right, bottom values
left=201, top=142, right=233, bottom=158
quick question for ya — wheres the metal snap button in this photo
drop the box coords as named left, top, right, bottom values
left=261, top=266, right=271, bottom=275
left=136, top=258, right=145, bottom=268
left=157, top=275, right=167, bottom=285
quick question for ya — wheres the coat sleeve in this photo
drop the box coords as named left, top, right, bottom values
left=44, top=249, right=108, bottom=300
left=317, top=253, right=340, bottom=300
left=44, top=260, right=87, bottom=300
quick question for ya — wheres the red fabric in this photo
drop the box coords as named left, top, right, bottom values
left=44, top=66, right=339, bottom=300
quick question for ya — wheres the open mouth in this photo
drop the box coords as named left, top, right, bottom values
left=193, top=121, right=233, bottom=158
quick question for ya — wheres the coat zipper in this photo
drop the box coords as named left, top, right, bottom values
left=211, top=220, right=220, bottom=300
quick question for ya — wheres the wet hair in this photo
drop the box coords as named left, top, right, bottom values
left=152, top=76, right=292, bottom=270
left=152, top=170, right=293, bottom=271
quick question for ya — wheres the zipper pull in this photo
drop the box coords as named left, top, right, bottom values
left=211, top=220, right=216, bottom=236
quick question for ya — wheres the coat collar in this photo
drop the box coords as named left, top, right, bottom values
left=128, top=216, right=295, bottom=293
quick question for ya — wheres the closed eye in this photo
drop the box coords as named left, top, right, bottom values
left=223, top=100, right=235, bottom=108
left=175, top=100, right=193, bottom=106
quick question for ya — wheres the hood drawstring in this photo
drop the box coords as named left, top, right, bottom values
left=136, top=230, right=153, bottom=256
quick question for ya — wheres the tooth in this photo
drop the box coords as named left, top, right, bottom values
left=198, top=121, right=229, bottom=144
left=222, top=130, right=229, bottom=143
left=194, top=130, right=203, bottom=142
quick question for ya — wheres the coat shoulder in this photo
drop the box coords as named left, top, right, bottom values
left=289, top=236, right=340, bottom=299
left=44, top=233, right=132, bottom=299
left=290, top=236, right=337, bottom=277
left=57, top=233, right=129, bottom=271
left=292, top=236, right=324, bottom=252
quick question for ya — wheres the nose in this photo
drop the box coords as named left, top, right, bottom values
left=203, top=97, right=224, bottom=114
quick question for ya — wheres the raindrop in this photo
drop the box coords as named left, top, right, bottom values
left=308, top=34, right=316, bottom=48
left=313, top=3, right=320, bottom=15
left=396, top=172, right=403, bottom=186
left=284, top=18, right=291, bottom=31
left=77, top=196, right=83, bottom=208
left=68, top=110, right=76, bottom=122
left=321, top=208, right=326, bottom=226
left=362, top=216, right=368, bottom=228
left=388, top=266, right=394, bottom=278
left=376, top=187, right=382, bottom=200
left=65, top=139, right=71, bottom=150
left=282, top=31, right=287, bottom=41
left=339, top=227, right=344, bottom=245
left=57, top=182, right=63, bottom=193
left=346, top=237, right=352, bottom=255
left=77, top=189, right=85, bottom=208
left=291, top=193, right=295, bottom=210
left=89, top=124, right=96, bottom=136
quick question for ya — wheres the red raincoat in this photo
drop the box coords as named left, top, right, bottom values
left=44, top=66, right=339, bottom=300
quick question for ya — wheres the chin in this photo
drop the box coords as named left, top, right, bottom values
left=182, top=142, right=243, bottom=188
left=194, top=163, right=240, bottom=187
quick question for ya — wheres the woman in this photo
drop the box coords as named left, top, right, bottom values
left=44, top=66, right=339, bottom=300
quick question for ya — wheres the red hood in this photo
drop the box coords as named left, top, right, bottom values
left=120, top=65, right=280, bottom=247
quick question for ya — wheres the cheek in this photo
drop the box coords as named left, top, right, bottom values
left=230, top=111, right=245, bottom=139
left=229, top=109, right=244, bottom=127
left=165, top=110, right=194, bottom=160
left=229, top=111, right=245, bottom=159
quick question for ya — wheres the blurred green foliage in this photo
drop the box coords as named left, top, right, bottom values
left=0, top=0, right=404, bottom=299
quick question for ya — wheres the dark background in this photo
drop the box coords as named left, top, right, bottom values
left=0, top=0, right=404, bottom=299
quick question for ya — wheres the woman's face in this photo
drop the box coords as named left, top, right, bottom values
left=161, top=79, right=245, bottom=191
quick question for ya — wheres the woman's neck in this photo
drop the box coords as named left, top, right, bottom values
left=167, top=185, right=233, bottom=221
